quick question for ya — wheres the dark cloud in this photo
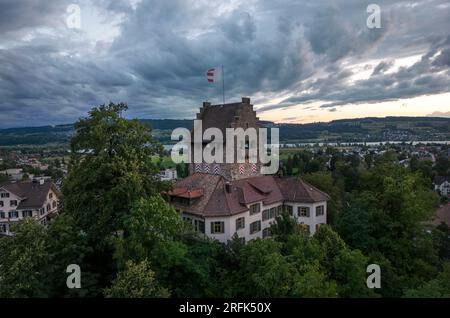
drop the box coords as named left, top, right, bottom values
left=0, top=0, right=71, bottom=36
left=260, top=35, right=450, bottom=112
left=372, top=60, right=394, bottom=75
left=0, top=0, right=449, bottom=127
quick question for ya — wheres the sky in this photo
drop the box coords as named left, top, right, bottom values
left=0, top=0, right=449, bottom=128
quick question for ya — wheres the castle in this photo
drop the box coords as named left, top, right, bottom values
left=166, top=97, right=329, bottom=243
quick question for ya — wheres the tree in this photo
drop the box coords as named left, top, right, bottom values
left=104, top=260, right=169, bottom=298
left=303, top=171, right=343, bottom=225
left=290, top=262, right=337, bottom=298
left=269, top=211, right=302, bottom=240
left=114, top=195, right=187, bottom=265
left=404, top=263, right=450, bottom=298
left=0, top=219, right=49, bottom=297
left=335, top=192, right=378, bottom=253
left=435, top=155, right=450, bottom=176
left=45, top=214, right=98, bottom=297
left=114, top=195, right=227, bottom=297
left=0, top=172, right=8, bottom=183
left=333, top=248, right=377, bottom=297
left=432, top=223, right=450, bottom=260
left=62, top=102, right=165, bottom=245
left=176, top=163, right=188, bottom=178
left=232, top=239, right=293, bottom=297
left=286, top=156, right=293, bottom=176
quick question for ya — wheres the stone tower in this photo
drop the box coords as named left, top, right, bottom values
left=189, top=97, right=262, bottom=180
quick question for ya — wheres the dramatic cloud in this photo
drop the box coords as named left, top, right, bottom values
left=0, top=0, right=449, bottom=127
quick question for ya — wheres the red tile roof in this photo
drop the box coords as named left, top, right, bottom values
left=167, top=187, right=204, bottom=199
left=275, top=177, right=330, bottom=203
left=168, top=173, right=329, bottom=217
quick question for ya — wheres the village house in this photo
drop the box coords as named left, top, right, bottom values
left=165, top=98, right=330, bottom=243
left=434, top=176, right=450, bottom=197
left=0, top=168, right=25, bottom=181
left=158, top=168, right=178, bottom=181
left=0, top=179, right=60, bottom=235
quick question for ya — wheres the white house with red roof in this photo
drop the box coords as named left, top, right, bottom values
left=0, top=179, right=60, bottom=235
left=166, top=98, right=330, bottom=243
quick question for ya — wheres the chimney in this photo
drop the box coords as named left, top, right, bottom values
left=203, top=101, right=211, bottom=108
left=242, top=97, right=250, bottom=104
left=225, top=181, right=231, bottom=193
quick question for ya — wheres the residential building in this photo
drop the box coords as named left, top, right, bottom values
left=158, top=168, right=178, bottom=181
left=0, top=168, right=25, bottom=181
left=0, top=179, right=60, bottom=235
left=165, top=98, right=330, bottom=243
left=434, top=176, right=450, bottom=197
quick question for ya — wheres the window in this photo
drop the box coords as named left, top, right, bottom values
left=236, top=217, right=245, bottom=230
left=262, top=228, right=271, bottom=238
left=269, top=207, right=277, bottom=219
left=250, top=220, right=261, bottom=234
left=46, top=204, right=51, bottom=212
left=211, top=221, right=224, bottom=234
left=0, top=211, right=5, bottom=219
left=284, top=205, right=293, bottom=216
left=49, top=193, right=53, bottom=199
left=52, top=201, right=57, bottom=209
left=0, top=201, right=3, bottom=207
left=249, top=203, right=260, bottom=215
left=10, top=200, right=18, bottom=207
left=22, top=210, right=33, bottom=218
left=316, top=205, right=324, bottom=216
left=277, top=205, right=282, bottom=215
left=299, top=223, right=310, bottom=234
left=263, top=208, right=279, bottom=221
left=1, top=192, right=9, bottom=198
left=8, top=211, right=19, bottom=219
left=0, top=224, right=7, bottom=233
left=298, top=207, right=310, bottom=217
left=262, top=209, right=270, bottom=221
left=194, top=220, right=205, bottom=233
left=39, top=208, right=45, bottom=216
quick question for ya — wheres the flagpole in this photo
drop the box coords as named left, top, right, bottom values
left=222, top=64, right=225, bottom=105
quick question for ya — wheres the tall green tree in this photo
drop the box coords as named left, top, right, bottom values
left=0, top=219, right=49, bottom=297
left=62, top=102, right=164, bottom=245
left=104, top=260, right=169, bottom=298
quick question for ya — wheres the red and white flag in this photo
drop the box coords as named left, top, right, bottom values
left=207, top=68, right=215, bottom=83
left=206, top=67, right=223, bottom=83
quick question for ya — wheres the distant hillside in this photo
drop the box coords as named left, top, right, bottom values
left=271, top=116, right=450, bottom=143
left=0, top=117, right=449, bottom=146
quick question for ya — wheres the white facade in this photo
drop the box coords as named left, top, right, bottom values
left=0, top=185, right=59, bottom=235
left=159, top=168, right=178, bottom=181
left=435, top=180, right=450, bottom=196
left=184, top=200, right=327, bottom=243
left=0, top=168, right=24, bottom=181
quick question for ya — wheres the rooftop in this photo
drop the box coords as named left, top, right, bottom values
left=167, top=173, right=329, bottom=217
left=0, top=180, right=59, bottom=209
